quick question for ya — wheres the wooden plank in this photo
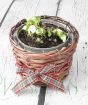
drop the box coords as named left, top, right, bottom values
left=58, top=0, right=88, bottom=93
left=45, top=0, right=88, bottom=105
left=0, top=0, right=59, bottom=105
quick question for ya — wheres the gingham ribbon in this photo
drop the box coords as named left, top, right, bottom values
left=12, top=64, right=64, bottom=94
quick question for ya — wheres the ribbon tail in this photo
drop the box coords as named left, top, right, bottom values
left=41, top=75, right=65, bottom=92
left=12, top=75, right=37, bottom=94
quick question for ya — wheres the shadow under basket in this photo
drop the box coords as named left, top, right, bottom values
left=10, top=16, right=79, bottom=86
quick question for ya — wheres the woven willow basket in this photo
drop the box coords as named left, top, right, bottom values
left=10, top=16, right=79, bottom=85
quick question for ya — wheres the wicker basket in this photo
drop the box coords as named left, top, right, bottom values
left=10, top=16, right=79, bottom=86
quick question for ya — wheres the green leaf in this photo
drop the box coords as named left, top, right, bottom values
left=56, top=29, right=63, bottom=35
left=25, top=16, right=41, bottom=32
left=32, top=16, right=41, bottom=26
left=59, top=34, right=66, bottom=42
left=36, top=27, right=45, bottom=36
left=25, top=20, right=32, bottom=32
left=56, top=29, right=68, bottom=42
left=47, top=29, right=52, bottom=37
left=52, top=29, right=57, bottom=33
left=28, top=31, right=32, bottom=36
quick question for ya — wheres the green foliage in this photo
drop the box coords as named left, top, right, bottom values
left=47, top=28, right=53, bottom=37
left=30, top=16, right=41, bottom=26
left=25, top=16, right=41, bottom=32
left=36, top=27, right=45, bottom=36
left=24, top=16, right=68, bottom=42
left=53, top=28, right=68, bottom=42
left=25, top=20, right=31, bottom=32
left=28, top=31, right=32, bottom=36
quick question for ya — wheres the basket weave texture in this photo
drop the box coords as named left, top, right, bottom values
left=10, top=16, right=79, bottom=86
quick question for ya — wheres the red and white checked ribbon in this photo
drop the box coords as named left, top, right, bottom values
left=12, top=64, right=65, bottom=94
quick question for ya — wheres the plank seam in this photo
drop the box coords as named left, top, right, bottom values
left=0, top=0, right=16, bottom=27
left=56, top=0, right=62, bottom=16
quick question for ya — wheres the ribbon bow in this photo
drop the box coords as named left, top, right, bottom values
left=12, top=64, right=64, bottom=94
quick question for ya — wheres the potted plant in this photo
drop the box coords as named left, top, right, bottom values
left=14, top=16, right=71, bottom=53
left=10, top=16, right=79, bottom=94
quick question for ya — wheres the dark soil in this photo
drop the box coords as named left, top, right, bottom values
left=18, top=26, right=68, bottom=48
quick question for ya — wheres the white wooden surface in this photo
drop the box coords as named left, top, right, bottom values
left=0, top=0, right=88, bottom=105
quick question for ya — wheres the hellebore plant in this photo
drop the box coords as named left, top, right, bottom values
left=23, top=16, right=68, bottom=42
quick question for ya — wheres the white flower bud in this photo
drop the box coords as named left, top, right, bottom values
left=28, top=25, right=36, bottom=33
left=23, top=26, right=26, bottom=30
